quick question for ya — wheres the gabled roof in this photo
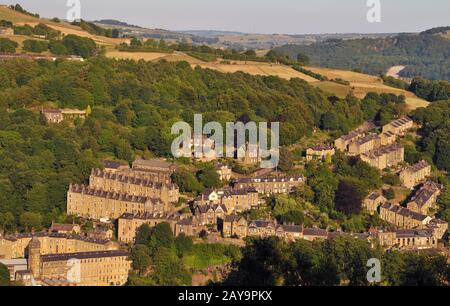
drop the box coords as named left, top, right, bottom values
left=410, top=181, right=442, bottom=207
left=102, top=160, right=127, bottom=170
left=248, top=220, right=274, bottom=228
left=49, top=223, right=78, bottom=232
left=224, top=215, right=246, bottom=223
left=302, top=228, right=328, bottom=237
left=277, top=225, right=303, bottom=233
left=197, top=204, right=228, bottom=214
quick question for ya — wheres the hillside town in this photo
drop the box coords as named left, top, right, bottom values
left=0, top=2, right=449, bottom=290
left=1, top=116, right=448, bottom=286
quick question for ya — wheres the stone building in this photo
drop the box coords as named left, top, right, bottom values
left=247, top=220, right=276, bottom=237
left=0, top=258, right=28, bottom=281
left=275, top=225, right=303, bottom=241
left=67, top=158, right=180, bottom=221
left=363, top=192, right=387, bottom=214
left=48, top=223, right=81, bottom=235
left=195, top=204, right=228, bottom=226
left=222, top=215, right=248, bottom=238
left=427, top=219, right=448, bottom=240
left=379, top=203, right=432, bottom=229
left=102, top=160, right=130, bottom=173
left=194, top=188, right=259, bottom=213
left=234, top=175, right=305, bottom=195
left=0, top=232, right=118, bottom=259
left=60, top=108, right=87, bottom=120
left=375, top=228, right=438, bottom=250
left=67, top=184, right=166, bottom=220
left=302, top=228, right=329, bottom=241
left=15, top=237, right=131, bottom=286
left=400, top=160, right=432, bottom=189
left=42, top=109, right=64, bottom=123
left=348, top=134, right=381, bottom=156
left=174, top=217, right=206, bottom=237
left=407, top=181, right=442, bottom=215
left=393, top=229, right=437, bottom=249
left=380, top=131, right=397, bottom=146
left=335, top=131, right=363, bottom=152
left=117, top=212, right=181, bottom=243
left=373, top=229, right=397, bottom=248
left=131, top=158, right=177, bottom=183
left=382, top=117, right=414, bottom=136
left=306, top=144, right=335, bottom=161
left=89, top=169, right=179, bottom=205
left=360, top=143, right=404, bottom=170
left=41, top=108, right=87, bottom=123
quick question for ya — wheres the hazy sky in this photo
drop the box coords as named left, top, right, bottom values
left=3, top=0, right=450, bottom=34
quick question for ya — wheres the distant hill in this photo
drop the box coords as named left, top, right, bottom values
left=273, top=28, right=450, bottom=81
left=180, top=30, right=248, bottom=37
left=95, top=19, right=142, bottom=29
left=420, top=26, right=450, bottom=35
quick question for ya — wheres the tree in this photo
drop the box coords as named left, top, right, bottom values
left=23, top=40, right=49, bottom=53
left=131, top=244, right=152, bottom=276
left=114, top=139, right=134, bottom=162
left=0, top=212, right=16, bottom=233
left=286, top=240, right=339, bottom=286
left=113, top=103, right=135, bottom=126
left=62, top=35, right=97, bottom=58
left=150, top=247, right=191, bottom=285
left=383, top=188, right=395, bottom=200
left=174, top=234, right=194, bottom=257
left=224, top=237, right=288, bottom=286
left=271, top=195, right=303, bottom=225
left=308, top=166, right=338, bottom=212
left=278, top=147, right=294, bottom=172
left=323, top=236, right=381, bottom=286
left=172, top=169, right=204, bottom=194
left=20, top=212, right=43, bottom=231
left=296, top=53, right=310, bottom=65
left=148, top=223, right=175, bottom=253
left=196, top=165, right=221, bottom=189
left=0, top=38, right=18, bottom=53
left=48, top=40, right=68, bottom=55
left=0, top=263, right=10, bottom=286
left=382, top=173, right=401, bottom=186
left=135, top=224, right=152, bottom=245
left=335, top=178, right=368, bottom=216
left=400, top=253, right=448, bottom=286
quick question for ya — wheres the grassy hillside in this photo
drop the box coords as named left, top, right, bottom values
left=304, top=67, right=429, bottom=110
left=105, top=50, right=428, bottom=110
left=0, top=5, right=428, bottom=110
left=273, top=30, right=450, bottom=81
left=0, top=5, right=129, bottom=46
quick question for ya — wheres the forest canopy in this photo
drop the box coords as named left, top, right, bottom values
left=273, top=33, right=450, bottom=81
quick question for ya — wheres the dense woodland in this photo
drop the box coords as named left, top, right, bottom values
left=223, top=236, right=450, bottom=286
left=0, top=52, right=447, bottom=233
left=127, top=223, right=240, bottom=285
left=0, top=56, right=376, bottom=231
left=274, top=32, right=450, bottom=81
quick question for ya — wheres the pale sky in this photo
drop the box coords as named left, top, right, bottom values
left=3, top=0, right=450, bottom=34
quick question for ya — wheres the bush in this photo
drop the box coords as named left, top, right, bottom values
left=23, top=39, right=49, bottom=53
left=383, top=188, right=396, bottom=200
left=0, top=38, right=18, bottom=53
left=382, top=173, right=401, bottom=186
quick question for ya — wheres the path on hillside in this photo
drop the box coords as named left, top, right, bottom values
left=386, top=65, right=406, bottom=79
